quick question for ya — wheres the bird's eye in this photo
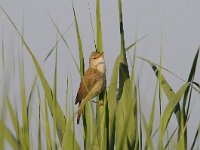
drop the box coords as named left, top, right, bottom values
left=93, top=57, right=97, bottom=59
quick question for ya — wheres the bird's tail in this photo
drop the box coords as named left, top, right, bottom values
left=77, top=103, right=83, bottom=124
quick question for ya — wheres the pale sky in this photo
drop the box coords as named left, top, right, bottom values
left=0, top=0, right=200, bottom=149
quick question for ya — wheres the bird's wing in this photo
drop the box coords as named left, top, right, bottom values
left=75, top=68, right=104, bottom=104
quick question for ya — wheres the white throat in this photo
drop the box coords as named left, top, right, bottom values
left=96, top=62, right=105, bottom=73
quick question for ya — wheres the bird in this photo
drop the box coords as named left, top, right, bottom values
left=75, top=51, right=106, bottom=124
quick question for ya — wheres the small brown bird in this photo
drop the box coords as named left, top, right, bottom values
left=75, top=51, right=106, bottom=124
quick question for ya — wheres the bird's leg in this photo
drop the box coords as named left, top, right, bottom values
left=91, top=100, right=103, bottom=107
left=91, top=100, right=98, bottom=104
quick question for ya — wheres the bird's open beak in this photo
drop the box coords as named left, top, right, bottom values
left=95, top=52, right=104, bottom=59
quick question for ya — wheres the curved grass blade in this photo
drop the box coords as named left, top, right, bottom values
left=117, top=1, right=139, bottom=149
left=72, top=5, right=85, bottom=77
left=125, top=35, right=148, bottom=52
left=176, top=119, right=189, bottom=150
left=142, top=113, right=154, bottom=150
left=72, top=3, right=93, bottom=149
left=53, top=35, right=58, bottom=149
left=62, top=123, right=80, bottom=150
left=139, top=56, right=200, bottom=94
left=63, top=73, right=81, bottom=150
left=20, top=54, right=30, bottom=150
left=107, top=36, right=144, bottom=149
left=27, top=75, right=37, bottom=118
left=116, top=83, right=137, bottom=150
left=144, top=81, right=158, bottom=150
left=117, top=0, right=129, bottom=100
left=180, top=48, right=199, bottom=149
left=43, top=22, right=73, bottom=63
left=6, top=95, right=20, bottom=140
left=164, top=126, right=178, bottom=149
left=0, top=7, right=79, bottom=147
left=185, top=48, right=199, bottom=116
left=191, top=122, right=200, bottom=150
left=159, top=83, right=190, bottom=149
left=106, top=0, right=129, bottom=148
left=158, top=23, right=164, bottom=117
left=107, top=56, right=119, bottom=149
left=44, top=99, right=52, bottom=150
left=47, top=13, right=80, bottom=74
left=0, top=120, right=21, bottom=150
left=139, top=57, right=181, bottom=124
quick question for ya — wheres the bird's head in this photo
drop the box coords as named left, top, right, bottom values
left=89, top=51, right=105, bottom=73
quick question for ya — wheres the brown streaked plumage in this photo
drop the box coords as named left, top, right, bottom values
left=75, top=51, right=105, bottom=124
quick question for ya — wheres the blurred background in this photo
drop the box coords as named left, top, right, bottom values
left=0, top=0, right=200, bottom=148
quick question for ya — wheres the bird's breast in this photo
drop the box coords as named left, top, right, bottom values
left=93, top=77, right=105, bottom=94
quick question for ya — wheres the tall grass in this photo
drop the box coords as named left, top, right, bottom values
left=0, top=1, right=200, bottom=150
